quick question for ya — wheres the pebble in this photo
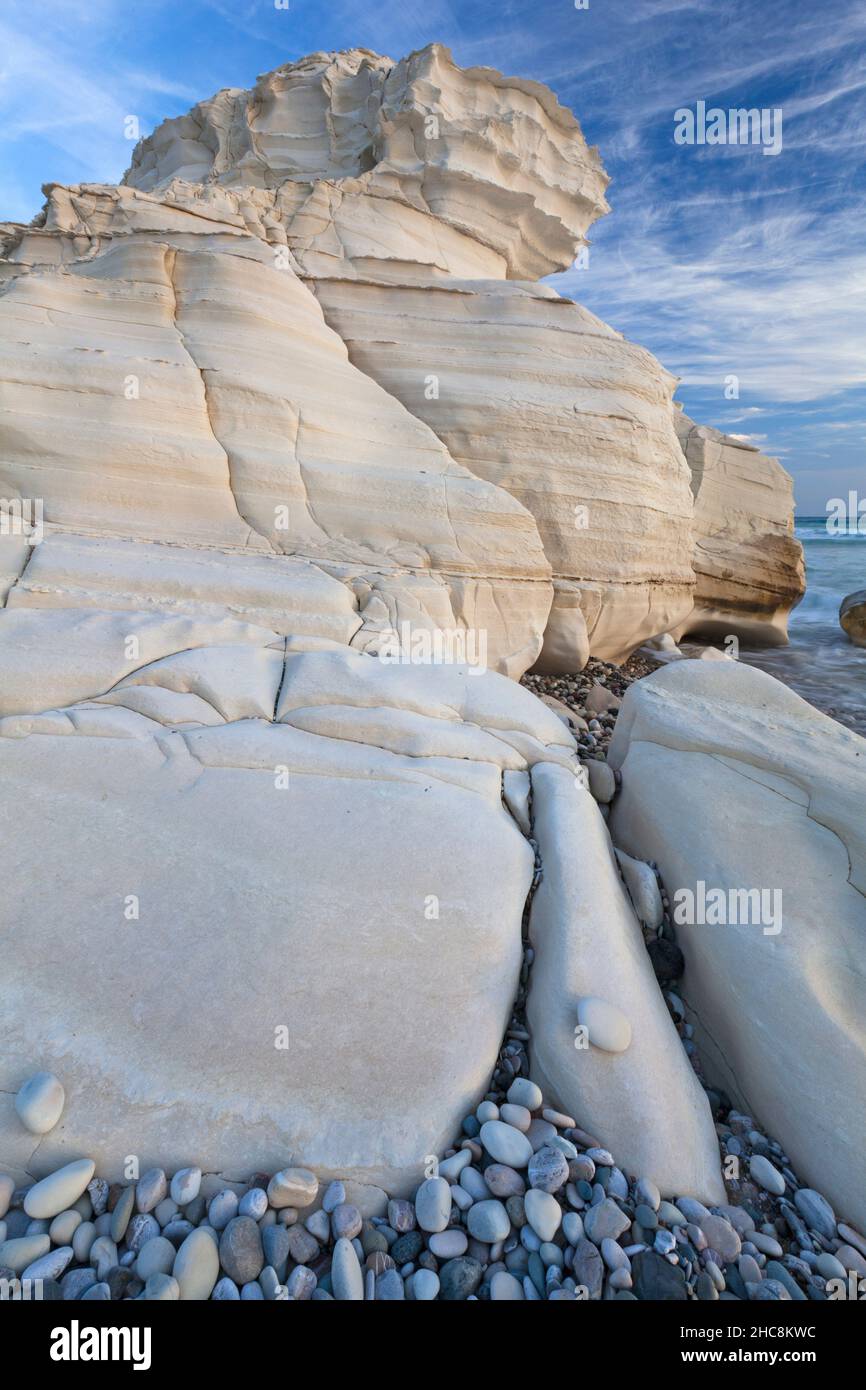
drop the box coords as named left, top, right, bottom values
left=738, top=1254, right=762, bottom=1284
left=439, top=1256, right=483, bottom=1300
left=658, top=1200, right=686, bottom=1227
left=749, top=1155, right=786, bottom=1196
left=23, top=1159, right=95, bottom=1221
left=415, top=1177, right=451, bottom=1233
left=584, top=1198, right=630, bottom=1245
left=835, top=1244, right=866, bottom=1276
left=763, top=1261, right=806, bottom=1300
left=572, top=1238, right=604, bottom=1299
left=500, top=1103, right=531, bottom=1132
left=437, top=1151, right=471, bottom=1183
left=212, top=1275, right=240, bottom=1300
left=207, top=1190, right=238, bottom=1231
left=578, top=996, right=633, bottom=1055
left=429, top=1229, right=468, bottom=1259
left=14, top=1073, right=65, bottom=1135
left=585, top=1147, right=615, bottom=1167
left=219, top=1216, right=264, bottom=1285
left=322, top=1181, right=345, bottom=1214
left=524, top=1189, right=562, bottom=1242
left=376, top=1268, right=405, bottom=1300
left=484, top=1164, right=524, bottom=1198
left=631, top=1249, right=687, bottom=1300
left=601, top=1236, right=629, bottom=1271
left=154, top=1198, right=178, bottom=1227
left=838, top=1223, right=866, bottom=1259
left=136, top=1168, right=167, bottom=1214
left=0, top=1175, right=14, bottom=1220
left=467, top=1200, right=511, bottom=1244
left=586, top=759, right=617, bottom=804
left=330, top=1203, right=362, bottom=1241
left=387, top=1198, right=415, bottom=1233
left=267, top=1167, right=318, bottom=1210
left=61, top=1267, right=98, bottom=1299
left=412, top=1268, right=440, bottom=1300
left=750, top=1231, right=783, bottom=1258
left=506, top=1079, right=543, bottom=1111
left=480, top=1121, right=533, bottom=1169
left=331, top=1237, right=364, bottom=1301
left=570, top=1155, right=596, bottom=1183
left=816, top=1252, right=847, bottom=1281
left=136, top=1236, right=176, bottom=1281
left=87, top=1178, right=109, bottom=1217
left=286, top=1225, right=319, bottom=1265
left=543, top=1108, right=575, bottom=1129
left=22, top=1245, right=74, bottom=1281
left=109, top=1186, right=135, bottom=1243
left=173, top=1228, right=220, bottom=1301
left=127, top=1213, right=159, bottom=1253
left=614, top=850, right=663, bottom=925
left=698, top=1214, right=741, bottom=1262
left=89, top=1236, right=118, bottom=1281
left=287, top=1265, right=317, bottom=1300
left=490, top=1270, right=524, bottom=1300
left=562, top=1211, right=584, bottom=1245
left=80, top=1282, right=111, bottom=1300
left=305, top=1208, right=330, bottom=1242
left=794, top=1189, right=837, bottom=1241
left=143, top=1272, right=179, bottom=1300
left=49, top=1209, right=82, bottom=1245
left=749, top=1279, right=791, bottom=1301
left=170, top=1167, right=201, bottom=1207
left=238, top=1187, right=268, bottom=1220
left=527, top=1146, right=569, bottom=1194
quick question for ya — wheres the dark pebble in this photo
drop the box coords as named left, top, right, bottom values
left=439, top=1257, right=483, bottom=1301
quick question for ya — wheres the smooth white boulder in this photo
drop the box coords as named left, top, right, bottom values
left=526, top=763, right=724, bottom=1204
left=0, top=650, right=543, bottom=1194
left=608, top=659, right=866, bottom=1230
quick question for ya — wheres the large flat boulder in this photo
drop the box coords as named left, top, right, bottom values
left=608, top=660, right=866, bottom=1230
left=0, top=643, right=560, bottom=1193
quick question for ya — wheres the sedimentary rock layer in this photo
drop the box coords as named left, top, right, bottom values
left=673, top=412, right=805, bottom=645
left=312, top=276, right=696, bottom=666
left=123, top=44, right=611, bottom=281
left=0, top=221, right=553, bottom=676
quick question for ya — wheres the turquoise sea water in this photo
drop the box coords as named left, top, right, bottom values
left=739, top=517, right=866, bottom=735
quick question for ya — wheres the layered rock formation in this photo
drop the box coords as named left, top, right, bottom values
left=672, top=412, right=805, bottom=646
left=0, top=43, right=818, bottom=1209
left=118, top=43, right=699, bottom=667
left=313, top=280, right=696, bottom=667
left=608, top=660, right=866, bottom=1231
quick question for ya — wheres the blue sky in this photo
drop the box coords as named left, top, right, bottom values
left=1, top=0, right=864, bottom=512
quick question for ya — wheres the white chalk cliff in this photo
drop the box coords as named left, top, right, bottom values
left=0, top=44, right=824, bottom=1205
